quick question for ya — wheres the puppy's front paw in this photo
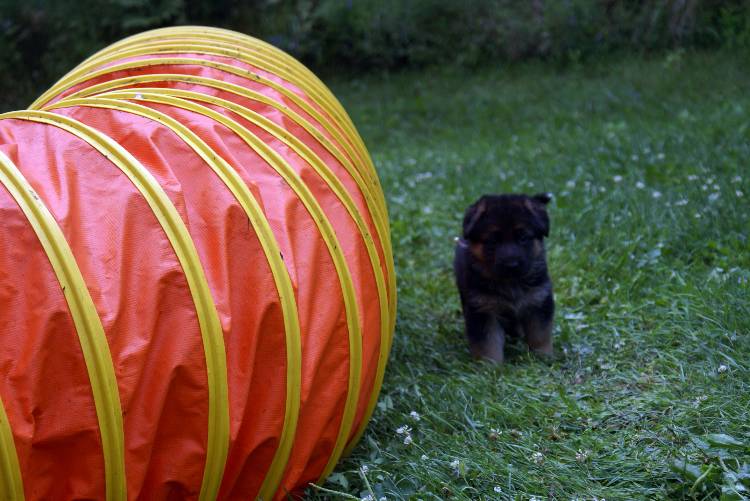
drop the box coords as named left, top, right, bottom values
left=527, top=341, right=558, bottom=366
left=469, top=329, right=505, bottom=364
left=530, top=340, right=553, bottom=358
left=525, top=316, right=554, bottom=360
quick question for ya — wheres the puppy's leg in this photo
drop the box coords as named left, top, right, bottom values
left=524, top=317, right=553, bottom=357
left=523, top=295, right=554, bottom=357
left=465, top=311, right=505, bottom=363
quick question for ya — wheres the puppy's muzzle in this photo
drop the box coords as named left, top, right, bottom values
left=495, top=254, right=526, bottom=275
left=502, top=258, right=520, bottom=269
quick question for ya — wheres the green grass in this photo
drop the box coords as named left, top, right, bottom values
left=311, top=51, right=750, bottom=500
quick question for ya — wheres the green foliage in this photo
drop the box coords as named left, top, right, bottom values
left=266, top=0, right=750, bottom=70
left=716, top=2, right=750, bottom=50
left=307, top=51, right=749, bottom=499
left=670, top=434, right=750, bottom=499
left=2, top=0, right=750, bottom=112
left=0, top=0, right=180, bottom=108
left=0, top=0, right=272, bottom=110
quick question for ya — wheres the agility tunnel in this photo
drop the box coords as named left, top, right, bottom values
left=0, top=26, right=395, bottom=500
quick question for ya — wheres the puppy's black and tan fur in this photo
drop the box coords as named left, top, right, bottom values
left=454, top=193, right=554, bottom=363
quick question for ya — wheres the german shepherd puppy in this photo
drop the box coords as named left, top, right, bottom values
left=454, top=193, right=554, bottom=363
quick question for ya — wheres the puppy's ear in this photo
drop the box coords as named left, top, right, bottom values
left=534, top=209, right=550, bottom=238
left=463, top=196, right=488, bottom=240
left=527, top=193, right=551, bottom=238
left=532, top=192, right=553, bottom=205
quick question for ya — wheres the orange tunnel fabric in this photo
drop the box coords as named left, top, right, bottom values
left=0, top=26, right=395, bottom=500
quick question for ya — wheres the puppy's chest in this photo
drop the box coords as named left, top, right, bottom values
left=469, top=284, right=547, bottom=317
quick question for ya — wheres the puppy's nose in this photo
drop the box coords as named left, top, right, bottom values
left=504, top=259, right=520, bottom=269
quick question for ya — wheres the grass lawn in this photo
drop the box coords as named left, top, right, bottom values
left=313, top=51, right=750, bottom=500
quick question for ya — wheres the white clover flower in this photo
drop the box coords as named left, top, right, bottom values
left=687, top=174, right=698, bottom=181
left=409, top=411, right=421, bottom=421
left=692, top=395, right=708, bottom=408
left=361, top=495, right=374, bottom=501
left=708, top=192, right=720, bottom=202
left=420, top=454, right=428, bottom=461
left=598, top=358, right=615, bottom=370
left=564, top=312, right=585, bottom=320
left=737, top=190, right=744, bottom=198
left=652, top=191, right=662, bottom=199
left=657, top=152, right=665, bottom=160
left=675, top=199, right=688, bottom=206
left=613, top=175, right=623, bottom=183
left=566, top=180, right=576, bottom=188
left=636, top=181, right=645, bottom=189
left=531, top=451, right=545, bottom=465
left=361, top=465, right=369, bottom=474
left=732, top=175, right=742, bottom=183
left=575, top=449, right=590, bottom=462
left=718, top=364, right=728, bottom=373
left=403, top=434, right=413, bottom=445
left=395, top=425, right=411, bottom=435
left=448, top=459, right=465, bottom=476
left=449, top=459, right=463, bottom=475
left=494, top=486, right=503, bottom=493
left=631, top=154, right=639, bottom=161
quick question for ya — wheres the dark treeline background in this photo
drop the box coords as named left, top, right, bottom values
left=1, top=0, right=749, bottom=111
